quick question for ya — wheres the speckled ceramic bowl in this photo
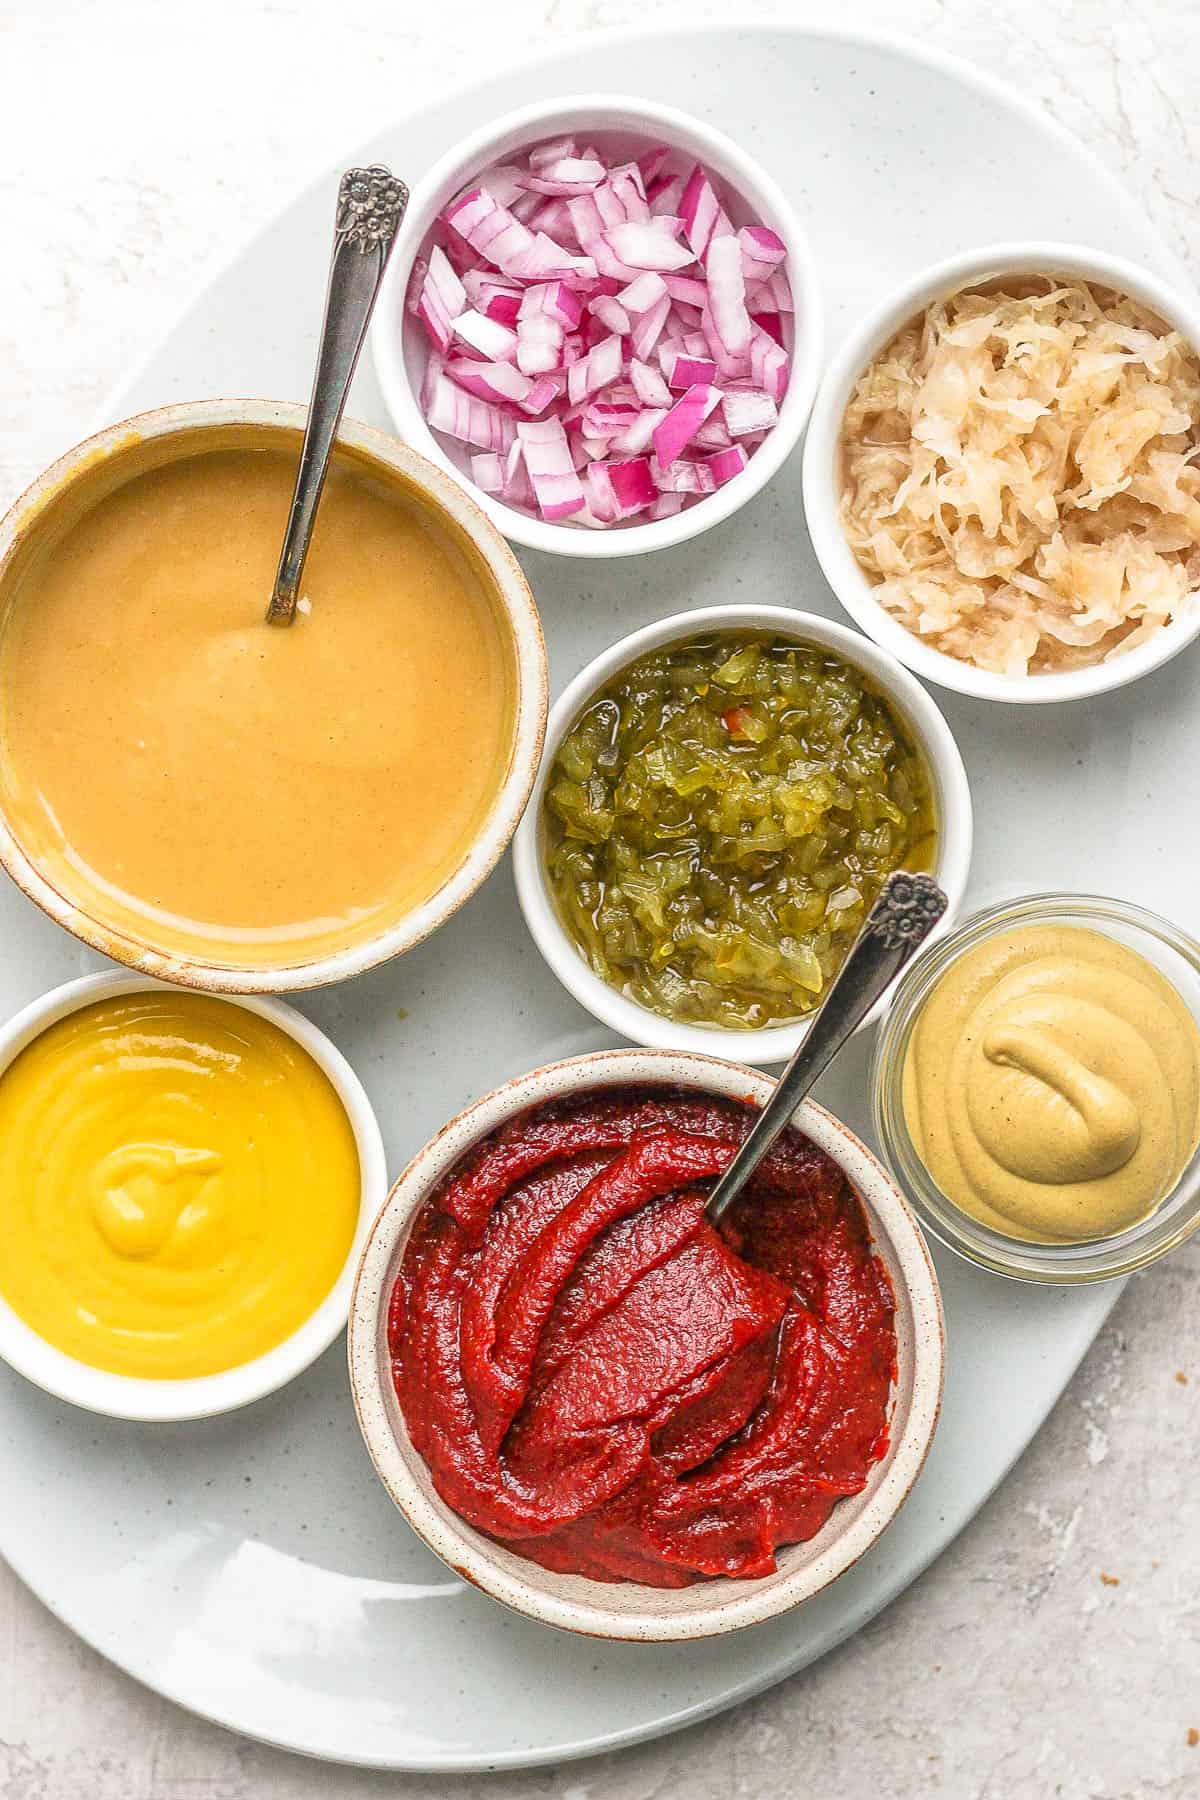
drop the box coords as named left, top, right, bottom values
left=348, top=1048, right=944, bottom=1641
left=0, top=399, right=548, bottom=993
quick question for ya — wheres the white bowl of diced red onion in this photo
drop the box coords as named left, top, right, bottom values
left=372, top=95, right=822, bottom=555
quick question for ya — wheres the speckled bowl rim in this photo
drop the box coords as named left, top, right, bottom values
left=511, top=605, right=973, bottom=1065
left=371, top=92, right=823, bottom=559
left=0, top=971, right=389, bottom=1421
left=348, top=1047, right=944, bottom=1641
left=0, top=399, right=548, bottom=993
left=801, top=240, right=1200, bottom=704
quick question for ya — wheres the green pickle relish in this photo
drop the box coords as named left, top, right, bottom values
left=543, top=632, right=938, bottom=1030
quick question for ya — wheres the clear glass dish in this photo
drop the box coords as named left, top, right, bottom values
left=871, top=892, right=1200, bottom=1283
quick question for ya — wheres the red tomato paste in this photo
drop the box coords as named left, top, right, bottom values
left=388, top=1087, right=896, bottom=1586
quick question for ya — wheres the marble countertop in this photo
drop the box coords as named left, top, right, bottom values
left=1, top=1, right=1198, bottom=1795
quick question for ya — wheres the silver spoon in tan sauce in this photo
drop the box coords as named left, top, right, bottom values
left=265, top=164, right=408, bottom=625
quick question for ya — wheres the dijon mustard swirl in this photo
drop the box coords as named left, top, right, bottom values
left=902, top=925, right=1200, bottom=1242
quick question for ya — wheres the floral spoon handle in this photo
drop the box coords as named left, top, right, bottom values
left=266, top=165, right=408, bottom=626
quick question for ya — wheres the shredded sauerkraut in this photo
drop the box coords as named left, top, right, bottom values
left=839, top=279, right=1200, bottom=675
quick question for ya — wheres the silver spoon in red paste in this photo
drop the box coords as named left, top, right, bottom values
left=705, top=870, right=947, bottom=1225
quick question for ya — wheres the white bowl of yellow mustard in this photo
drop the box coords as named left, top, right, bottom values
left=0, top=972, right=387, bottom=1419
left=872, top=894, right=1200, bottom=1283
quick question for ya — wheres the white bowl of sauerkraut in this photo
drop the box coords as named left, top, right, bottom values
left=802, top=244, right=1200, bottom=703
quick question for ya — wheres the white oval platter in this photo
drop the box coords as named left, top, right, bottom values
left=0, top=20, right=1193, bottom=1775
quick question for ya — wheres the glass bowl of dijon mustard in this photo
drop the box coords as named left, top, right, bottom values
left=872, top=893, right=1200, bottom=1282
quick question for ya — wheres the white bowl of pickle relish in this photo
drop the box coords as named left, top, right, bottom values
left=513, top=603, right=973, bottom=1064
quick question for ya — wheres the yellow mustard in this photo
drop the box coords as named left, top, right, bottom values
left=0, top=992, right=360, bottom=1378
left=902, top=925, right=1200, bottom=1242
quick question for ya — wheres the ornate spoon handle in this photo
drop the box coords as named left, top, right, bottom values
left=703, top=871, right=948, bottom=1226
left=266, top=165, right=408, bottom=626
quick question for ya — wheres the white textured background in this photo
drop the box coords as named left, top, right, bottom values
left=1, top=3, right=1199, bottom=1796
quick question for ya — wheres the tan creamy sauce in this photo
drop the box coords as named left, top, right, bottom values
left=902, top=924, right=1200, bottom=1242
left=0, top=446, right=515, bottom=967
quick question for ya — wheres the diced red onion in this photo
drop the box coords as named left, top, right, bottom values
left=594, top=166, right=649, bottom=228
left=507, top=233, right=597, bottom=286
left=605, top=456, right=658, bottom=513
left=637, top=145, right=670, bottom=187
left=693, top=415, right=732, bottom=451
left=461, top=269, right=523, bottom=327
left=604, top=222, right=694, bottom=272
left=567, top=332, right=623, bottom=404
left=582, top=400, right=639, bottom=436
left=407, top=133, right=793, bottom=529
left=651, top=455, right=718, bottom=495
left=663, top=349, right=719, bottom=388
left=519, top=156, right=607, bottom=196
left=631, top=292, right=671, bottom=361
left=738, top=224, right=787, bottom=288
left=519, top=281, right=583, bottom=329
left=426, top=368, right=516, bottom=451
left=629, top=357, right=672, bottom=406
left=648, top=172, right=686, bottom=216
left=510, top=189, right=542, bottom=225
left=414, top=246, right=467, bottom=352
left=471, top=452, right=504, bottom=493
left=723, top=387, right=778, bottom=436
left=618, top=271, right=669, bottom=314
left=529, top=136, right=576, bottom=171
left=445, top=356, right=532, bottom=405
left=653, top=383, right=722, bottom=465
left=502, top=439, right=534, bottom=507
left=705, top=443, right=749, bottom=485
left=749, top=322, right=790, bottom=403
left=517, top=418, right=586, bottom=519
left=529, top=197, right=575, bottom=241
left=763, top=268, right=793, bottom=312
left=611, top=408, right=666, bottom=455
left=590, top=294, right=631, bottom=335
left=750, top=309, right=785, bottom=346
left=452, top=308, right=519, bottom=362
left=516, top=312, right=565, bottom=376
left=520, top=372, right=564, bottom=416
left=679, top=165, right=733, bottom=260
left=703, top=233, right=751, bottom=367
left=662, top=274, right=708, bottom=307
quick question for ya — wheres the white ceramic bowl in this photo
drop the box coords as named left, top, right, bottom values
left=348, top=1047, right=944, bottom=1641
left=801, top=241, right=1200, bottom=704
left=0, top=972, right=388, bottom=1421
left=0, top=399, right=547, bottom=993
left=512, top=604, right=973, bottom=1064
left=372, top=93, right=822, bottom=558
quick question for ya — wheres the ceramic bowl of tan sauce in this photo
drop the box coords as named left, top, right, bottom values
left=872, top=894, right=1200, bottom=1282
left=0, top=400, right=547, bottom=990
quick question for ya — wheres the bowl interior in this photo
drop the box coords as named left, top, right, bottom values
left=373, top=95, right=820, bottom=556
left=350, top=1051, right=944, bottom=1640
left=0, top=403, right=546, bottom=992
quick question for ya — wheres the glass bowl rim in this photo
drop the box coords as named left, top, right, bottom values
left=871, top=890, right=1200, bottom=1284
